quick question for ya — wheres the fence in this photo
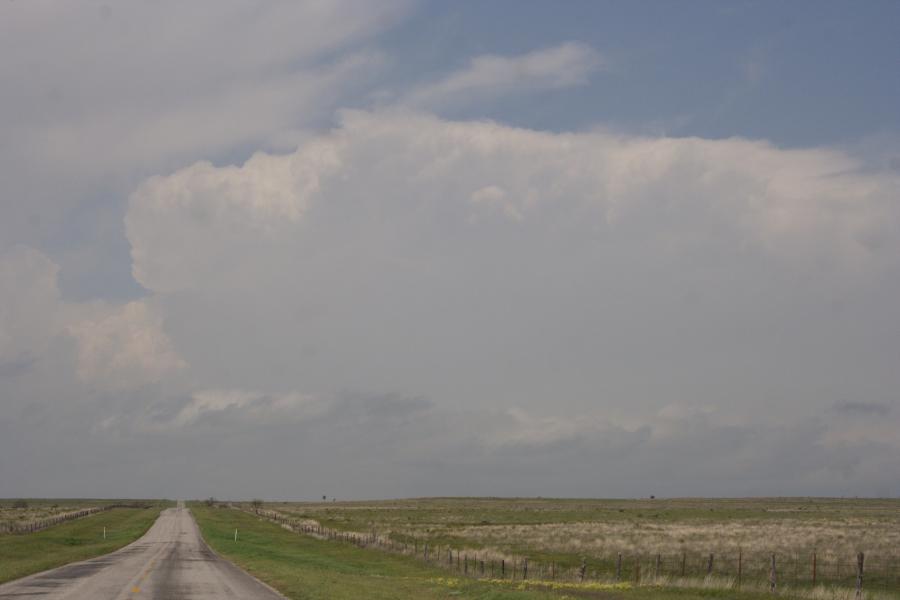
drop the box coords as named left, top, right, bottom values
left=0, top=504, right=144, bottom=535
left=243, top=506, right=899, bottom=595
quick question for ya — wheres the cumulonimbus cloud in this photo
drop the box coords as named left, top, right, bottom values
left=127, top=110, right=900, bottom=296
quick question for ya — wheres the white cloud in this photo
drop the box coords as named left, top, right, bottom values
left=0, top=0, right=411, bottom=246
left=0, top=245, right=185, bottom=390
left=0, top=246, right=61, bottom=365
left=66, top=300, right=187, bottom=391
left=127, top=140, right=342, bottom=293
left=171, top=389, right=326, bottom=428
left=117, top=110, right=900, bottom=456
left=403, top=42, right=605, bottom=110
left=127, top=111, right=900, bottom=299
left=469, top=185, right=525, bottom=222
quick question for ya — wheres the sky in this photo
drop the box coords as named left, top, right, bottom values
left=1, top=0, right=899, bottom=501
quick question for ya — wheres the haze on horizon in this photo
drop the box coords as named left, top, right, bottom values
left=1, top=1, right=899, bottom=501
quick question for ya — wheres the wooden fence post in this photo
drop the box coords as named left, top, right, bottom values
left=707, top=553, right=714, bottom=576
left=616, top=553, right=622, bottom=580
left=580, top=558, right=587, bottom=582
left=523, top=558, right=528, bottom=580
left=501, top=559, right=505, bottom=578
left=855, top=552, right=864, bottom=600
left=769, top=554, right=777, bottom=593
left=656, top=554, right=661, bottom=578
left=681, top=552, right=686, bottom=577
left=737, top=550, right=742, bottom=588
left=464, top=555, right=468, bottom=575
left=812, top=551, right=816, bottom=586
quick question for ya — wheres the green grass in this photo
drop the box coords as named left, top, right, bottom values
left=259, top=497, right=900, bottom=587
left=190, top=503, right=812, bottom=600
left=0, top=505, right=164, bottom=584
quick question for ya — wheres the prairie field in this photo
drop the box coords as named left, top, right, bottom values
left=0, top=499, right=110, bottom=531
left=193, top=502, right=833, bottom=600
left=254, top=497, right=900, bottom=593
left=0, top=498, right=157, bottom=533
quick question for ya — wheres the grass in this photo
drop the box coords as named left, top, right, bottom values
left=253, top=498, right=900, bottom=593
left=0, top=505, right=164, bottom=584
left=0, top=498, right=167, bottom=531
left=190, top=503, right=843, bottom=600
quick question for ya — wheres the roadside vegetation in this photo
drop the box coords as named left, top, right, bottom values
left=242, top=497, right=900, bottom=598
left=0, top=498, right=123, bottom=531
left=0, top=504, right=165, bottom=584
left=192, top=502, right=879, bottom=600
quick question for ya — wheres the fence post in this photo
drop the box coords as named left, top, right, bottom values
left=480, top=558, right=484, bottom=576
left=812, top=551, right=816, bottom=586
left=635, top=557, right=641, bottom=584
left=769, top=554, right=777, bottom=593
left=464, top=555, right=468, bottom=575
left=707, top=553, right=714, bottom=576
left=856, top=552, right=864, bottom=600
left=738, top=550, right=742, bottom=588
left=523, top=558, right=528, bottom=580
left=681, top=552, right=686, bottom=577
left=616, top=553, right=622, bottom=580
left=501, top=559, right=505, bottom=578
left=656, top=554, right=661, bottom=578
left=580, top=558, right=586, bottom=582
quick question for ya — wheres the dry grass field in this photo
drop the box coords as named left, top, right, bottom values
left=0, top=499, right=162, bottom=534
left=0, top=499, right=104, bottom=531
left=252, top=497, right=900, bottom=594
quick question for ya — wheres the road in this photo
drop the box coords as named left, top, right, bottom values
left=0, top=503, right=285, bottom=599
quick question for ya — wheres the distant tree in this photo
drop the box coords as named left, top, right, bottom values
left=251, top=499, right=264, bottom=510
left=12, top=499, right=27, bottom=509
left=322, top=495, right=327, bottom=501
left=204, top=497, right=216, bottom=507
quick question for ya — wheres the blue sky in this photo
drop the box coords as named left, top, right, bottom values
left=1, top=1, right=899, bottom=499
left=384, top=1, right=900, bottom=145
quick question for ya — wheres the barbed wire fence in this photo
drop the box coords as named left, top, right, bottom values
left=0, top=503, right=156, bottom=535
left=239, top=505, right=898, bottom=595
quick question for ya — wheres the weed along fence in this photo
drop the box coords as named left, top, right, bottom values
left=0, top=506, right=110, bottom=534
left=0, top=503, right=150, bottom=535
left=242, top=506, right=900, bottom=595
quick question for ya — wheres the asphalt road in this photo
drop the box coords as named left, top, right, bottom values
left=0, top=503, right=285, bottom=599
